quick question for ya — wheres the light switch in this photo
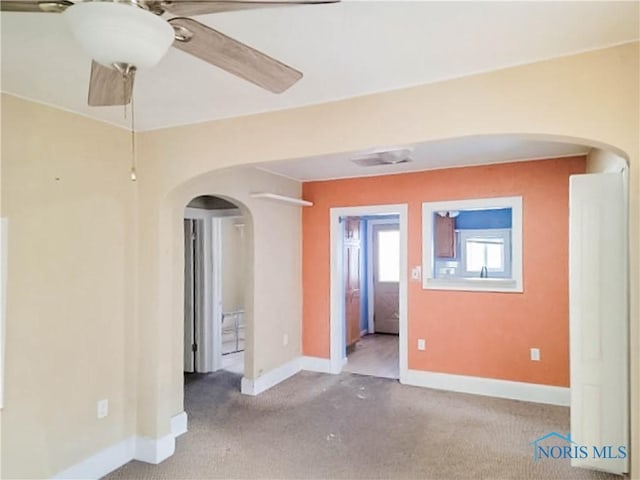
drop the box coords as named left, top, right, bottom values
left=530, top=348, right=540, bottom=361
left=411, top=266, right=422, bottom=281
left=97, top=399, right=108, bottom=419
left=417, top=339, right=426, bottom=351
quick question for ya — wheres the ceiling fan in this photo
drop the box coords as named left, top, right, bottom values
left=0, top=0, right=338, bottom=106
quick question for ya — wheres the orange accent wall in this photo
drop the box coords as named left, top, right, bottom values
left=302, top=157, right=586, bottom=387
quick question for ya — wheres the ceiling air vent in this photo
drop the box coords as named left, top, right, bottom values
left=351, top=149, right=412, bottom=167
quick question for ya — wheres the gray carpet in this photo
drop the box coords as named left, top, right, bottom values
left=106, top=371, right=620, bottom=479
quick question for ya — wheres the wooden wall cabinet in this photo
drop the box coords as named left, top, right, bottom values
left=435, top=214, right=456, bottom=258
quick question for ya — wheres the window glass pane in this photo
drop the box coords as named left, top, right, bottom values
left=378, top=230, right=400, bottom=282
left=466, top=238, right=505, bottom=272
left=466, top=241, right=485, bottom=272
left=486, top=242, right=504, bottom=270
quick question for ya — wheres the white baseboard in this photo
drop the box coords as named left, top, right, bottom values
left=240, top=355, right=348, bottom=395
left=241, top=358, right=301, bottom=396
left=241, top=358, right=568, bottom=407
left=51, top=437, right=136, bottom=480
left=51, top=411, right=188, bottom=479
left=401, top=369, right=570, bottom=406
left=170, top=411, right=188, bottom=437
left=330, top=356, right=348, bottom=374
left=134, top=434, right=175, bottom=464
left=300, top=356, right=334, bottom=373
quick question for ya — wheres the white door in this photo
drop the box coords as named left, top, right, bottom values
left=569, top=172, right=628, bottom=474
left=184, top=218, right=206, bottom=372
left=372, top=224, right=400, bottom=334
left=183, top=219, right=195, bottom=373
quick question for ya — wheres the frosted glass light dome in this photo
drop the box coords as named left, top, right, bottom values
left=64, top=2, right=175, bottom=69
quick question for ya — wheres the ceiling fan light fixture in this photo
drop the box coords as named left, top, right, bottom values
left=63, top=2, right=175, bottom=70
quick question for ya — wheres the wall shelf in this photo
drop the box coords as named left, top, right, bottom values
left=250, top=192, right=313, bottom=207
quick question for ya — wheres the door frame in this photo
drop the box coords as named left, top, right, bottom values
left=367, top=218, right=401, bottom=334
left=183, top=207, right=237, bottom=373
left=330, top=204, right=408, bottom=378
left=183, top=208, right=218, bottom=372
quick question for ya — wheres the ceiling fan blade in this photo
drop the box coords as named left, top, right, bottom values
left=88, top=61, right=135, bottom=107
left=160, top=0, right=337, bottom=18
left=0, top=0, right=72, bottom=12
left=169, top=17, right=302, bottom=93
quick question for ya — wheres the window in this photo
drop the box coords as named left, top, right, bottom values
left=467, top=239, right=502, bottom=272
left=422, top=197, right=522, bottom=292
left=460, top=229, right=511, bottom=277
left=377, top=230, right=400, bottom=282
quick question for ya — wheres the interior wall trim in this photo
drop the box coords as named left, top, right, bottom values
left=240, top=356, right=570, bottom=406
left=329, top=204, right=409, bottom=377
left=300, top=355, right=336, bottom=374
left=134, top=434, right=176, bottom=465
left=402, top=369, right=570, bottom=406
left=170, top=410, right=188, bottom=437
left=51, top=437, right=136, bottom=480
left=240, top=357, right=301, bottom=396
left=50, top=411, right=188, bottom=479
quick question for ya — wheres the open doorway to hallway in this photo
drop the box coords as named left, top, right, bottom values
left=183, top=195, right=247, bottom=382
left=341, top=214, right=401, bottom=380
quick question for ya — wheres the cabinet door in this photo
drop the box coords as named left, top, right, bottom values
left=435, top=214, right=455, bottom=258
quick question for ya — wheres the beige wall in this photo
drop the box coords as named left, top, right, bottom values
left=0, top=95, right=136, bottom=478
left=0, top=40, right=638, bottom=478
left=0, top=97, right=4, bottom=478
left=137, top=41, right=639, bottom=475
left=134, top=165, right=302, bottom=438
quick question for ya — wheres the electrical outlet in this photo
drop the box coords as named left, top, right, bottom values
left=417, top=339, right=426, bottom=351
left=283, top=333, right=289, bottom=347
left=97, top=399, right=108, bottom=419
left=530, top=348, right=540, bottom=361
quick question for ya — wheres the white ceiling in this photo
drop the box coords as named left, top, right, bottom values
left=256, top=136, right=590, bottom=181
left=1, top=1, right=638, bottom=131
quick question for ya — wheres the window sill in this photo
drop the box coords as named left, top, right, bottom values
left=423, top=277, right=522, bottom=293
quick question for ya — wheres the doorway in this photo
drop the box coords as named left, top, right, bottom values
left=329, top=204, right=408, bottom=379
left=341, top=215, right=401, bottom=379
left=183, top=195, right=247, bottom=379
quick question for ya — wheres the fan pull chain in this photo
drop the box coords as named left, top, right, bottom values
left=130, top=90, right=137, bottom=182
left=123, top=73, right=128, bottom=120
left=120, top=70, right=137, bottom=182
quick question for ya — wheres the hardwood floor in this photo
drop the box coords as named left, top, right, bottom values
left=343, top=333, right=399, bottom=379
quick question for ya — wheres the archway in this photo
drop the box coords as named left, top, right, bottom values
left=182, top=195, right=249, bottom=379
left=156, top=164, right=304, bottom=435
left=141, top=136, right=635, bottom=473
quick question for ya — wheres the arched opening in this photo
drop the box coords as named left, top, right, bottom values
left=156, top=162, right=304, bottom=437
left=143, top=134, right=632, bottom=477
left=297, top=140, right=630, bottom=475
left=182, top=194, right=252, bottom=390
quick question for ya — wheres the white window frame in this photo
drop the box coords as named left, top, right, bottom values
left=422, top=196, right=523, bottom=293
left=459, top=228, right=511, bottom=277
